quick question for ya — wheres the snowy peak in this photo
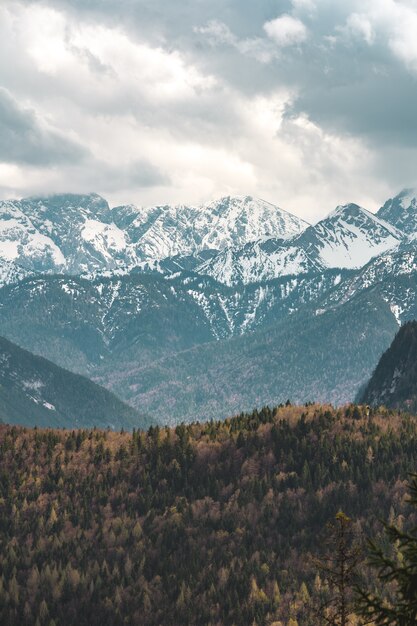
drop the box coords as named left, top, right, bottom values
left=297, top=202, right=403, bottom=270
left=0, top=189, right=415, bottom=289
left=111, top=195, right=308, bottom=260
left=314, top=202, right=402, bottom=238
left=377, top=188, right=417, bottom=235
left=0, top=192, right=308, bottom=285
left=0, top=199, right=66, bottom=271
left=0, top=193, right=134, bottom=278
left=22, top=193, right=112, bottom=239
left=198, top=202, right=404, bottom=285
left=197, top=195, right=308, bottom=245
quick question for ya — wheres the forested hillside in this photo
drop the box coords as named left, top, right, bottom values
left=361, top=320, right=417, bottom=412
left=1, top=404, right=416, bottom=625
left=102, top=290, right=397, bottom=422
left=0, top=336, right=152, bottom=430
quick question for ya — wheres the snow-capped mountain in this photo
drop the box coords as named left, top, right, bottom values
left=315, top=241, right=417, bottom=321
left=17, top=193, right=136, bottom=273
left=377, top=188, right=417, bottom=235
left=0, top=193, right=308, bottom=285
left=3, top=242, right=417, bottom=421
left=198, top=203, right=404, bottom=285
left=111, top=195, right=308, bottom=259
left=0, top=187, right=415, bottom=292
left=298, top=203, right=403, bottom=268
left=0, top=194, right=136, bottom=280
left=0, top=199, right=65, bottom=272
left=197, top=238, right=324, bottom=285
left=2, top=186, right=417, bottom=425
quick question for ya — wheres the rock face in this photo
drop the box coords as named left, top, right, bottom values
left=377, top=188, right=417, bottom=235
left=0, top=193, right=136, bottom=276
left=360, top=321, right=417, bottom=411
left=1, top=189, right=416, bottom=288
left=111, top=195, right=308, bottom=259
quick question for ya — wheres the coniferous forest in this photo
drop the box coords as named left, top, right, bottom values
left=1, top=404, right=417, bottom=625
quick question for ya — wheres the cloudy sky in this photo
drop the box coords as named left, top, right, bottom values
left=1, top=0, right=417, bottom=221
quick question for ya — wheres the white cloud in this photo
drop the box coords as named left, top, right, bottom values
left=195, top=20, right=277, bottom=63
left=345, top=13, right=375, bottom=44
left=341, top=1, right=417, bottom=71
left=291, top=0, right=316, bottom=12
left=264, top=15, right=308, bottom=47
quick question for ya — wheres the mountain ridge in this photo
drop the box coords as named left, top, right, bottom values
left=360, top=320, right=417, bottom=411
left=1, top=188, right=416, bottom=290
left=0, top=193, right=308, bottom=284
left=199, top=202, right=404, bottom=285
left=0, top=187, right=417, bottom=426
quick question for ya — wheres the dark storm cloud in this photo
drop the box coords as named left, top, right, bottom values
left=18, top=0, right=417, bottom=151
left=0, top=88, right=87, bottom=166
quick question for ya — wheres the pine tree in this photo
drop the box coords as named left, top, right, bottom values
left=312, top=511, right=361, bottom=626
left=356, top=474, right=417, bottom=625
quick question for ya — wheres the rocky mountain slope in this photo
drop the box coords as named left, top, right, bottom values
left=0, top=269, right=356, bottom=374
left=2, top=242, right=417, bottom=422
left=0, top=189, right=415, bottom=290
left=198, top=203, right=404, bottom=285
left=0, top=336, right=151, bottom=429
left=0, top=193, right=307, bottom=284
left=377, top=187, right=417, bottom=235
left=360, top=320, right=417, bottom=411
left=111, top=195, right=308, bottom=259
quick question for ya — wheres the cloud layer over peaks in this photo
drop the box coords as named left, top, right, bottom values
left=0, top=0, right=417, bottom=220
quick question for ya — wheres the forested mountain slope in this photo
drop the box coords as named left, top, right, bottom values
left=360, top=320, right=417, bottom=411
left=1, top=188, right=417, bottom=426
left=96, top=289, right=398, bottom=422
left=0, top=404, right=416, bottom=625
left=0, top=269, right=402, bottom=423
left=0, top=270, right=352, bottom=374
left=0, top=336, right=151, bottom=429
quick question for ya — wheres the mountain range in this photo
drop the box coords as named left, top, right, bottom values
left=1, top=187, right=417, bottom=425
left=0, top=194, right=307, bottom=282
left=2, top=189, right=415, bottom=288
